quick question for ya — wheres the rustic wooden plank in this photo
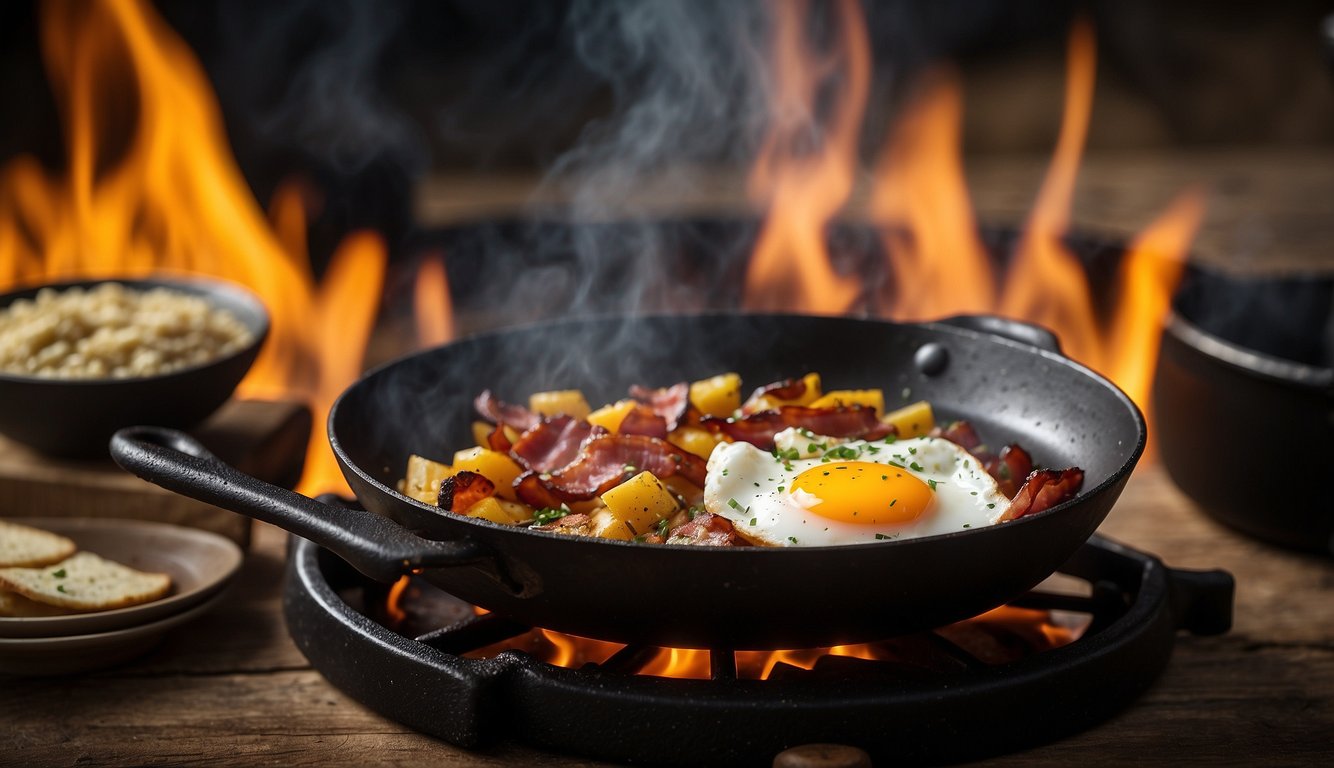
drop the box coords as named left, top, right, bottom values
left=0, top=399, right=311, bottom=547
left=3, top=465, right=1332, bottom=766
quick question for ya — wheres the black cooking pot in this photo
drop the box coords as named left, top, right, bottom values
left=1154, top=266, right=1334, bottom=555
left=111, top=313, right=1145, bottom=649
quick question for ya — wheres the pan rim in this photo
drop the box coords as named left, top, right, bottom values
left=328, top=311, right=1146, bottom=554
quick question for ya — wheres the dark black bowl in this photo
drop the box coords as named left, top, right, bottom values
left=0, top=276, right=269, bottom=457
left=1153, top=265, right=1334, bottom=555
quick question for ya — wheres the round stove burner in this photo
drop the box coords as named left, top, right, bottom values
left=283, top=522, right=1231, bottom=767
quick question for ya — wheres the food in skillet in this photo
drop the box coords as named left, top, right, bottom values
left=399, top=373, right=1084, bottom=547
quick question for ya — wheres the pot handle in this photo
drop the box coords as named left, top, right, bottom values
left=937, top=315, right=1064, bottom=356
left=110, top=426, right=490, bottom=584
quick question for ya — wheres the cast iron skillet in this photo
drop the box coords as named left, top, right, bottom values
left=111, top=313, right=1145, bottom=650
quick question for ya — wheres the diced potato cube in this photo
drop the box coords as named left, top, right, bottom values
left=589, top=508, right=634, bottom=541
left=472, top=420, right=493, bottom=448
left=451, top=446, right=524, bottom=501
left=529, top=389, right=591, bottom=420
left=587, top=399, right=638, bottom=433
left=689, top=372, right=742, bottom=417
left=809, top=389, right=884, bottom=414
left=596, top=471, right=680, bottom=540
left=668, top=426, right=722, bottom=459
left=884, top=400, right=935, bottom=439
left=402, top=454, right=451, bottom=505
left=465, top=497, right=534, bottom=525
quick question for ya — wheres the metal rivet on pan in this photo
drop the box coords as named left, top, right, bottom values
left=914, top=343, right=949, bottom=375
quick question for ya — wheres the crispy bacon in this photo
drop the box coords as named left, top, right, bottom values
left=514, top=434, right=708, bottom=506
left=932, top=420, right=1032, bottom=497
left=999, top=468, right=1085, bottom=522
left=989, top=444, right=1034, bottom=498
left=487, top=422, right=513, bottom=452
left=511, top=415, right=604, bottom=473
left=474, top=390, right=540, bottom=432
left=748, top=377, right=810, bottom=404
left=701, top=405, right=883, bottom=449
left=616, top=404, right=669, bottom=439
left=437, top=470, right=496, bottom=512
left=629, top=382, right=689, bottom=432
left=664, top=512, right=750, bottom=547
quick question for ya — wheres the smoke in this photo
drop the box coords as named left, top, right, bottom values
left=213, top=0, right=428, bottom=178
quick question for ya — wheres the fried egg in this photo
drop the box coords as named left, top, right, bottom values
left=703, top=428, right=1010, bottom=546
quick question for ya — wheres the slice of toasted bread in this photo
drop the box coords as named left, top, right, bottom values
left=0, top=551, right=171, bottom=611
left=0, top=520, right=78, bottom=568
left=0, top=589, right=78, bottom=617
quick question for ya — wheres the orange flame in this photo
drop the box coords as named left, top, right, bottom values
left=468, top=607, right=1078, bottom=680
left=743, top=0, right=869, bottom=313
left=870, top=67, right=994, bottom=319
left=0, top=0, right=400, bottom=494
left=413, top=252, right=454, bottom=349
left=753, top=12, right=1205, bottom=428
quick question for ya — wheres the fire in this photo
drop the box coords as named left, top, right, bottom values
left=461, top=608, right=1078, bottom=681
left=413, top=252, right=454, bottom=349
left=743, top=0, right=869, bottom=314
left=748, top=14, right=1205, bottom=425
left=0, top=0, right=454, bottom=494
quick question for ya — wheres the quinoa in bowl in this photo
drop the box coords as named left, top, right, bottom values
left=0, top=282, right=255, bottom=380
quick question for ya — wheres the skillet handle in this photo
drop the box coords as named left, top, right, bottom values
left=937, top=315, right=1064, bottom=356
left=110, top=426, right=489, bottom=584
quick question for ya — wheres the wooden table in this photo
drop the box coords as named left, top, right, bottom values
left=4, top=464, right=1333, bottom=766
left=5, top=150, right=1334, bottom=765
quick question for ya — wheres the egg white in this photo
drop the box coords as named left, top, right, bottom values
left=704, top=429, right=1010, bottom=546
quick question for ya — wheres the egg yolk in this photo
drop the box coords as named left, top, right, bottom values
left=789, top=461, right=934, bottom=524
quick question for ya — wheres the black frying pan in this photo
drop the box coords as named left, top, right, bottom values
left=111, top=313, right=1145, bottom=650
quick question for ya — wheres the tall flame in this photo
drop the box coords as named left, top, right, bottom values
left=0, top=0, right=402, bottom=494
left=751, top=11, right=1204, bottom=425
left=743, top=0, right=869, bottom=313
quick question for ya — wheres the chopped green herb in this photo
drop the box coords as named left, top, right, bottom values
left=909, top=461, right=924, bottom=472
left=927, top=479, right=939, bottom=491
left=728, top=498, right=743, bottom=511
left=788, top=536, right=798, bottom=544
left=963, top=524, right=972, bottom=528
left=56, top=584, right=67, bottom=593
left=889, top=499, right=897, bottom=507
left=533, top=507, right=571, bottom=525
left=777, top=485, right=785, bottom=492
left=884, top=434, right=897, bottom=444
left=750, top=517, right=757, bottom=526
left=881, top=475, right=888, bottom=481
left=655, top=518, right=671, bottom=537
left=52, top=568, right=66, bottom=579
left=888, top=460, right=906, bottom=469
left=987, top=503, right=996, bottom=509
left=875, top=533, right=890, bottom=540
left=908, top=447, right=917, bottom=455
left=722, top=468, right=729, bottom=476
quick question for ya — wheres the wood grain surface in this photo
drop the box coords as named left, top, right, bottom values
left=3, top=151, right=1332, bottom=766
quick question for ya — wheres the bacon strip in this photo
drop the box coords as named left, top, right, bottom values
left=514, top=434, right=708, bottom=506
left=664, top=513, right=750, bottom=547
left=701, top=405, right=883, bottom=449
left=438, top=471, right=496, bottom=512
left=629, top=382, right=689, bottom=432
left=486, top=423, right=513, bottom=453
left=616, top=404, right=668, bottom=440
left=747, top=377, right=810, bottom=404
left=999, top=468, right=1085, bottom=522
left=510, top=415, right=603, bottom=473
left=932, top=421, right=1032, bottom=497
left=474, top=390, right=540, bottom=432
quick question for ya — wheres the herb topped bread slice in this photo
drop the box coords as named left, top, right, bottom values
left=0, top=520, right=78, bottom=568
left=0, top=589, right=76, bottom=617
left=0, top=551, right=171, bottom=611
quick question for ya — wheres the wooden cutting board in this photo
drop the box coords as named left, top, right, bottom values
left=0, top=399, right=310, bottom=548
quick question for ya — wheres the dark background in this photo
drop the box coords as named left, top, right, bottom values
left=1, top=0, right=1330, bottom=268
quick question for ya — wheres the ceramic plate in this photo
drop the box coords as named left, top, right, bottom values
left=0, top=517, right=242, bottom=638
left=0, top=588, right=227, bottom=675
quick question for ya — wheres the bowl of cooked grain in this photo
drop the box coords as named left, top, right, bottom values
left=0, top=276, right=269, bottom=456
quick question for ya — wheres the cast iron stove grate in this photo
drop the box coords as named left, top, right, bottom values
left=284, top=497, right=1232, bottom=767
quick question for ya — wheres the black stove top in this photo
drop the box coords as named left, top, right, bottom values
left=283, top=501, right=1232, bottom=767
